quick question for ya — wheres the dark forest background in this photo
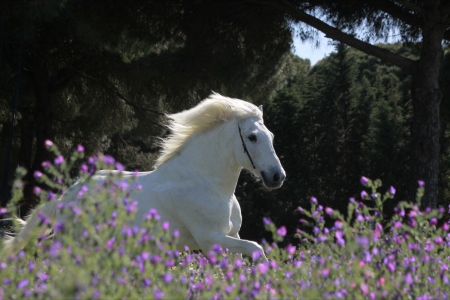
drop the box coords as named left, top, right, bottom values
left=1, top=0, right=450, bottom=244
left=238, top=44, right=450, bottom=244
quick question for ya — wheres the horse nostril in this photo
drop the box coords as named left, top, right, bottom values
left=273, top=173, right=280, bottom=182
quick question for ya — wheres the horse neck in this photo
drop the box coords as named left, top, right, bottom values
left=165, top=120, right=241, bottom=193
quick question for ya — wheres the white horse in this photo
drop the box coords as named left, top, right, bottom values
left=3, top=93, right=286, bottom=260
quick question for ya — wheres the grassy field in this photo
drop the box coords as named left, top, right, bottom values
left=1, top=146, right=449, bottom=299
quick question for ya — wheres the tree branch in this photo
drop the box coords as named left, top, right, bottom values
left=73, top=69, right=165, bottom=117
left=250, top=0, right=416, bottom=72
left=367, top=0, right=423, bottom=27
left=394, top=0, right=424, bottom=16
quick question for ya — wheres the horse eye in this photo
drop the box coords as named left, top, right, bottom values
left=248, top=134, right=257, bottom=142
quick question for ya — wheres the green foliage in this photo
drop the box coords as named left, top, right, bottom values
left=0, top=0, right=294, bottom=206
left=237, top=44, right=421, bottom=244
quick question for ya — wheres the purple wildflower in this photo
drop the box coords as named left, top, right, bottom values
left=77, top=185, right=89, bottom=198
left=322, top=268, right=330, bottom=278
left=286, top=244, right=296, bottom=255
left=106, top=237, right=115, bottom=249
left=252, top=251, right=261, bottom=261
left=430, top=218, right=438, bottom=226
left=54, top=155, right=64, bottom=165
left=33, top=186, right=42, bottom=195
left=115, top=162, right=125, bottom=171
left=17, top=279, right=29, bottom=290
left=41, top=161, right=51, bottom=168
left=387, top=262, right=396, bottom=272
left=37, top=272, right=50, bottom=281
left=389, top=186, right=396, bottom=195
left=88, top=157, right=97, bottom=165
left=325, top=207, right=333, bottom=215
left=263, top=217, right=272, bottom=225
left=335, top=220, right=343, bottom=229
left=54, top=221, right=65, bottom=233
left=310, top=197, right=317, bottom=204
left=360, top=176, right=369, bottom=186
left=47, top=192, right=56, bottom=201
left=104, top=155, right=115, bottom=165
left=418, top=180, right=425, bottom=187
left=44, top=140, right=53, bottom=147
left=153, top=289, right=164, bottom=300
left=393, top=221, right=402, bottom=229
left=356, top=236, right=369, bottom=247
left=80, top=164, right=88, bottom=172
left=34, top=170, right=43, bottom=179
left=434, top=236, right=443, bottom=245
left=71, top=206, right=82, bottom=216
left=162, top=273, right=172, bottom=283
left=162, top=222, right=170, bottom=231
left=277, top=226, right=287, bottom=237
left=258, top=263, right=268, bottom=274
left=361, top=190, right=368, bottom=198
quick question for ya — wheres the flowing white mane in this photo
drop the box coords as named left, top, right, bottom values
left=154, top=93, right=263, bottom=168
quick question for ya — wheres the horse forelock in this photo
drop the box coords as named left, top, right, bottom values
left=154, top=93, right=263, bottom=168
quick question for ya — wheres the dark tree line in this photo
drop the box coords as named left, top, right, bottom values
left=0, top=0, right=293, bottom=214
left=249, top=0, right=450, bottom=209
left=238, top=44, right=450, bottom=245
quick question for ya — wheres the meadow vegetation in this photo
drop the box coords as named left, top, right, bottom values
left=1, top=145, right=449, bottom=299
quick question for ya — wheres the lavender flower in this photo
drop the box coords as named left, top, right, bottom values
left=277, top=226, right=287, bottom=237
left=389, top=186, right=396, bottom=195
left=17, top=279, right=29, bottom=290
left=360, top=176, right=369, bottom=186
left=54, top=155, right=65, bottom=165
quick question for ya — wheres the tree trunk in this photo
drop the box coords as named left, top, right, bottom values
left=410, top=25, right=444, bottom=209
left=17, top=109, right=36, bottom=216
left=17, top=66, right=54, bottom=218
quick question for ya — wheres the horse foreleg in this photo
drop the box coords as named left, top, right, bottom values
left=196, top=233, right=267, bottom=262
left=230, top=232, right=243, bottom=260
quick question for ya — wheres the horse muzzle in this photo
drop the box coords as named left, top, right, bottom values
left=260, top=168, right=286, bottom=189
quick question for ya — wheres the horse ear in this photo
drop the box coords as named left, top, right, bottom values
left=258, top=105, right=263, bottom=113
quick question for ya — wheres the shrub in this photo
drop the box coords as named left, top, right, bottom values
left=0, top=145, right=449, bottom=299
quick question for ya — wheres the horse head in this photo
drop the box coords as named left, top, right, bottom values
left=236, top=116, right=286, bottom=189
